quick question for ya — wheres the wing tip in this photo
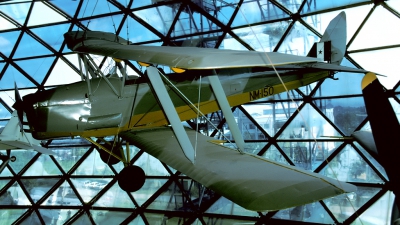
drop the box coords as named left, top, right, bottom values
left=362, top=72, right=378, bottom=90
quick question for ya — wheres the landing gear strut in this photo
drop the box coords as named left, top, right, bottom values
left=84, top=137, right=146, bottom=192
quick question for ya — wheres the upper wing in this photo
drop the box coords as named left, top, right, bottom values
left=120, top=127, right=356, bottom=211
left=64, top=31, right=322, bottom=70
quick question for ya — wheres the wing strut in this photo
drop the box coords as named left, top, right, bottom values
left=208, top=75, right=245, bottom=153
left=146, top=66, right=195, bottom=163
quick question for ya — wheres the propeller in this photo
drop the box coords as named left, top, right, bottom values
left=12, top=82, right=24, bottom=132
left=361, top=72, right=400, bottom=208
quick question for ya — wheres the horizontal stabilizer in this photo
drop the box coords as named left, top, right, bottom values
left=120, top=127, right=356, bottom=211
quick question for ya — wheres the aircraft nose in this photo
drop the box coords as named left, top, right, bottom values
left=22, top=90, right=55, bottom=135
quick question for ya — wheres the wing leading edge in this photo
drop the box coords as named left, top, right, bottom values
left=64, top=31, right=322, bottom=70
left=120, top=127, right=356, bottom=211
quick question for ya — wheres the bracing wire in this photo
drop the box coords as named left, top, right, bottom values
left=236, top=2, right=362, bottom=222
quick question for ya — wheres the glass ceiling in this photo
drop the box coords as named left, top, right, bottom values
left=1, top=0, right=400, bottom=224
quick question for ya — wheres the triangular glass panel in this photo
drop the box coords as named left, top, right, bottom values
left=350, top=48, right=400, bottom=90
left=15, top=57, right=55, bottom=87
left=133, top=178, right=168, bottom=207
left=133, top=151, right=170, bottom=176
left=229, top=107, right=268, bottom=141
left=70, top=178, right=112, bottom=204
left=319, top=144, right=384, bottom=183
left=90, top=210, right=130, bottom=224
left=133, top=4, right=180, bottom=36
left=315, top=61, right=365, bottom=96
left=0, top=64, right=36, bottom=89
left=93, top=182, right=135, bottom=208
left=0, top=179, right=11, bottom=190
left=45, top=56, right=81, bottom=86
left=350, top=6, right=400, bottom=51
left=232, top=21, right=290, bottom=52
left=81, top=14, right=124, bottom=33
left=220, top=34, right=250, bottom=50
left=0, top=209, right=27, bottom=224
left=119, top=14, right=160, bottom=43
left=147, top=178, right=197, bottom=211
left=51, top=146, right=89, bottom=173
left=31, top=24, right=70, bottom=52
left=0, top=166, right=13, bottom=177
left=0, top=16, right=17, bottom=30
left=209, top=0, right=236, bottom=25
left=127, top=215, right=145, bottom=225
left=59, top=209, right=79, bottom=224
left=232, top=0, right=288, bottom=26
left=277, top=141, right=344, bottom=171
left=113, top=145, right=142, bottom=175
left=78, top=0, right=120, bottom=18
left=277, top=103, right=340, bottom=139
left=353, top=190, right=395, bottom=225
left=22, top=154, right=62, bottom=176
left=244, top=142, right=267, bottom=155
left=0, top=2, right=30, bottom=25
left=20, top=178, right=59, bottom=203
left=272, top=201, right=335, bottom=224
left=315, top=97, right=366, bottom=136
left=171, top=32, right=222, bottom=48
left=242, top=104, right=286, bottom=139
left=322, top=186, right=381, bottom=223
left=301, top=0, right=365, bottom=14
left=259, top=100, right=304, bottom=138
left=3, top=181, right=31, bottom=205
left=36, top=209, right=65, bottom=225
left=20, top=210, right=42, bottom=225
left=131, top=0, right=154, bottom=8
left=42, top=181, right=83, bottom=206
left=73, top=212, right=92, bottom=225
left=170, top=5, right=220, bottom=37
left=28, top=1, right=67, bottom=26
left=275, top=0, right=301, bottom=13
left=389, top=0, right=400, bottom=12
left=303, top=7, right=370, bottom=44
left=50, top=1, right=80, bottom=18
left=262, top=144, right=290, bottom=165
left=206, top=196, right=258, bottom=217
left=8, top=150, right=38, bottom=174
left=0, top=31, right=20, bottom=57
left=278, top=21, right=318, bottom=56
left=354, top=142, right=388, bottom=181
left=74, top=150, right=114, bottom=176
left=13, top=32, right=53, bottom=59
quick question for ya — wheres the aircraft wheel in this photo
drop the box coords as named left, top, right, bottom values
left=117, top=165, right=145, bottom=192
left=96, top=143, right=123, bottom=165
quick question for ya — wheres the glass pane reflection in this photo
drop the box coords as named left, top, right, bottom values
left=273, top=202, right=335, bottom=224
left=320, top=145, right=384, bottom=183
left=323, top=186, right=381, bottom=223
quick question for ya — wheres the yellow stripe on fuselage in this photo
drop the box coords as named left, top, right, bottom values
left=34, top=72, right=327, bottom=139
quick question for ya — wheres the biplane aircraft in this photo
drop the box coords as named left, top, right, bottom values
left=5, top=12, right=369, bottom=211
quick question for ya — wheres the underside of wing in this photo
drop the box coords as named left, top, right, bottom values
left=64, top=31, right=322, bottom=70
left=120, top=127, right=356, bottom=211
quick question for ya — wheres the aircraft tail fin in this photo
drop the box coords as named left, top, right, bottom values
left=307, top=11, right=346, bottom=65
